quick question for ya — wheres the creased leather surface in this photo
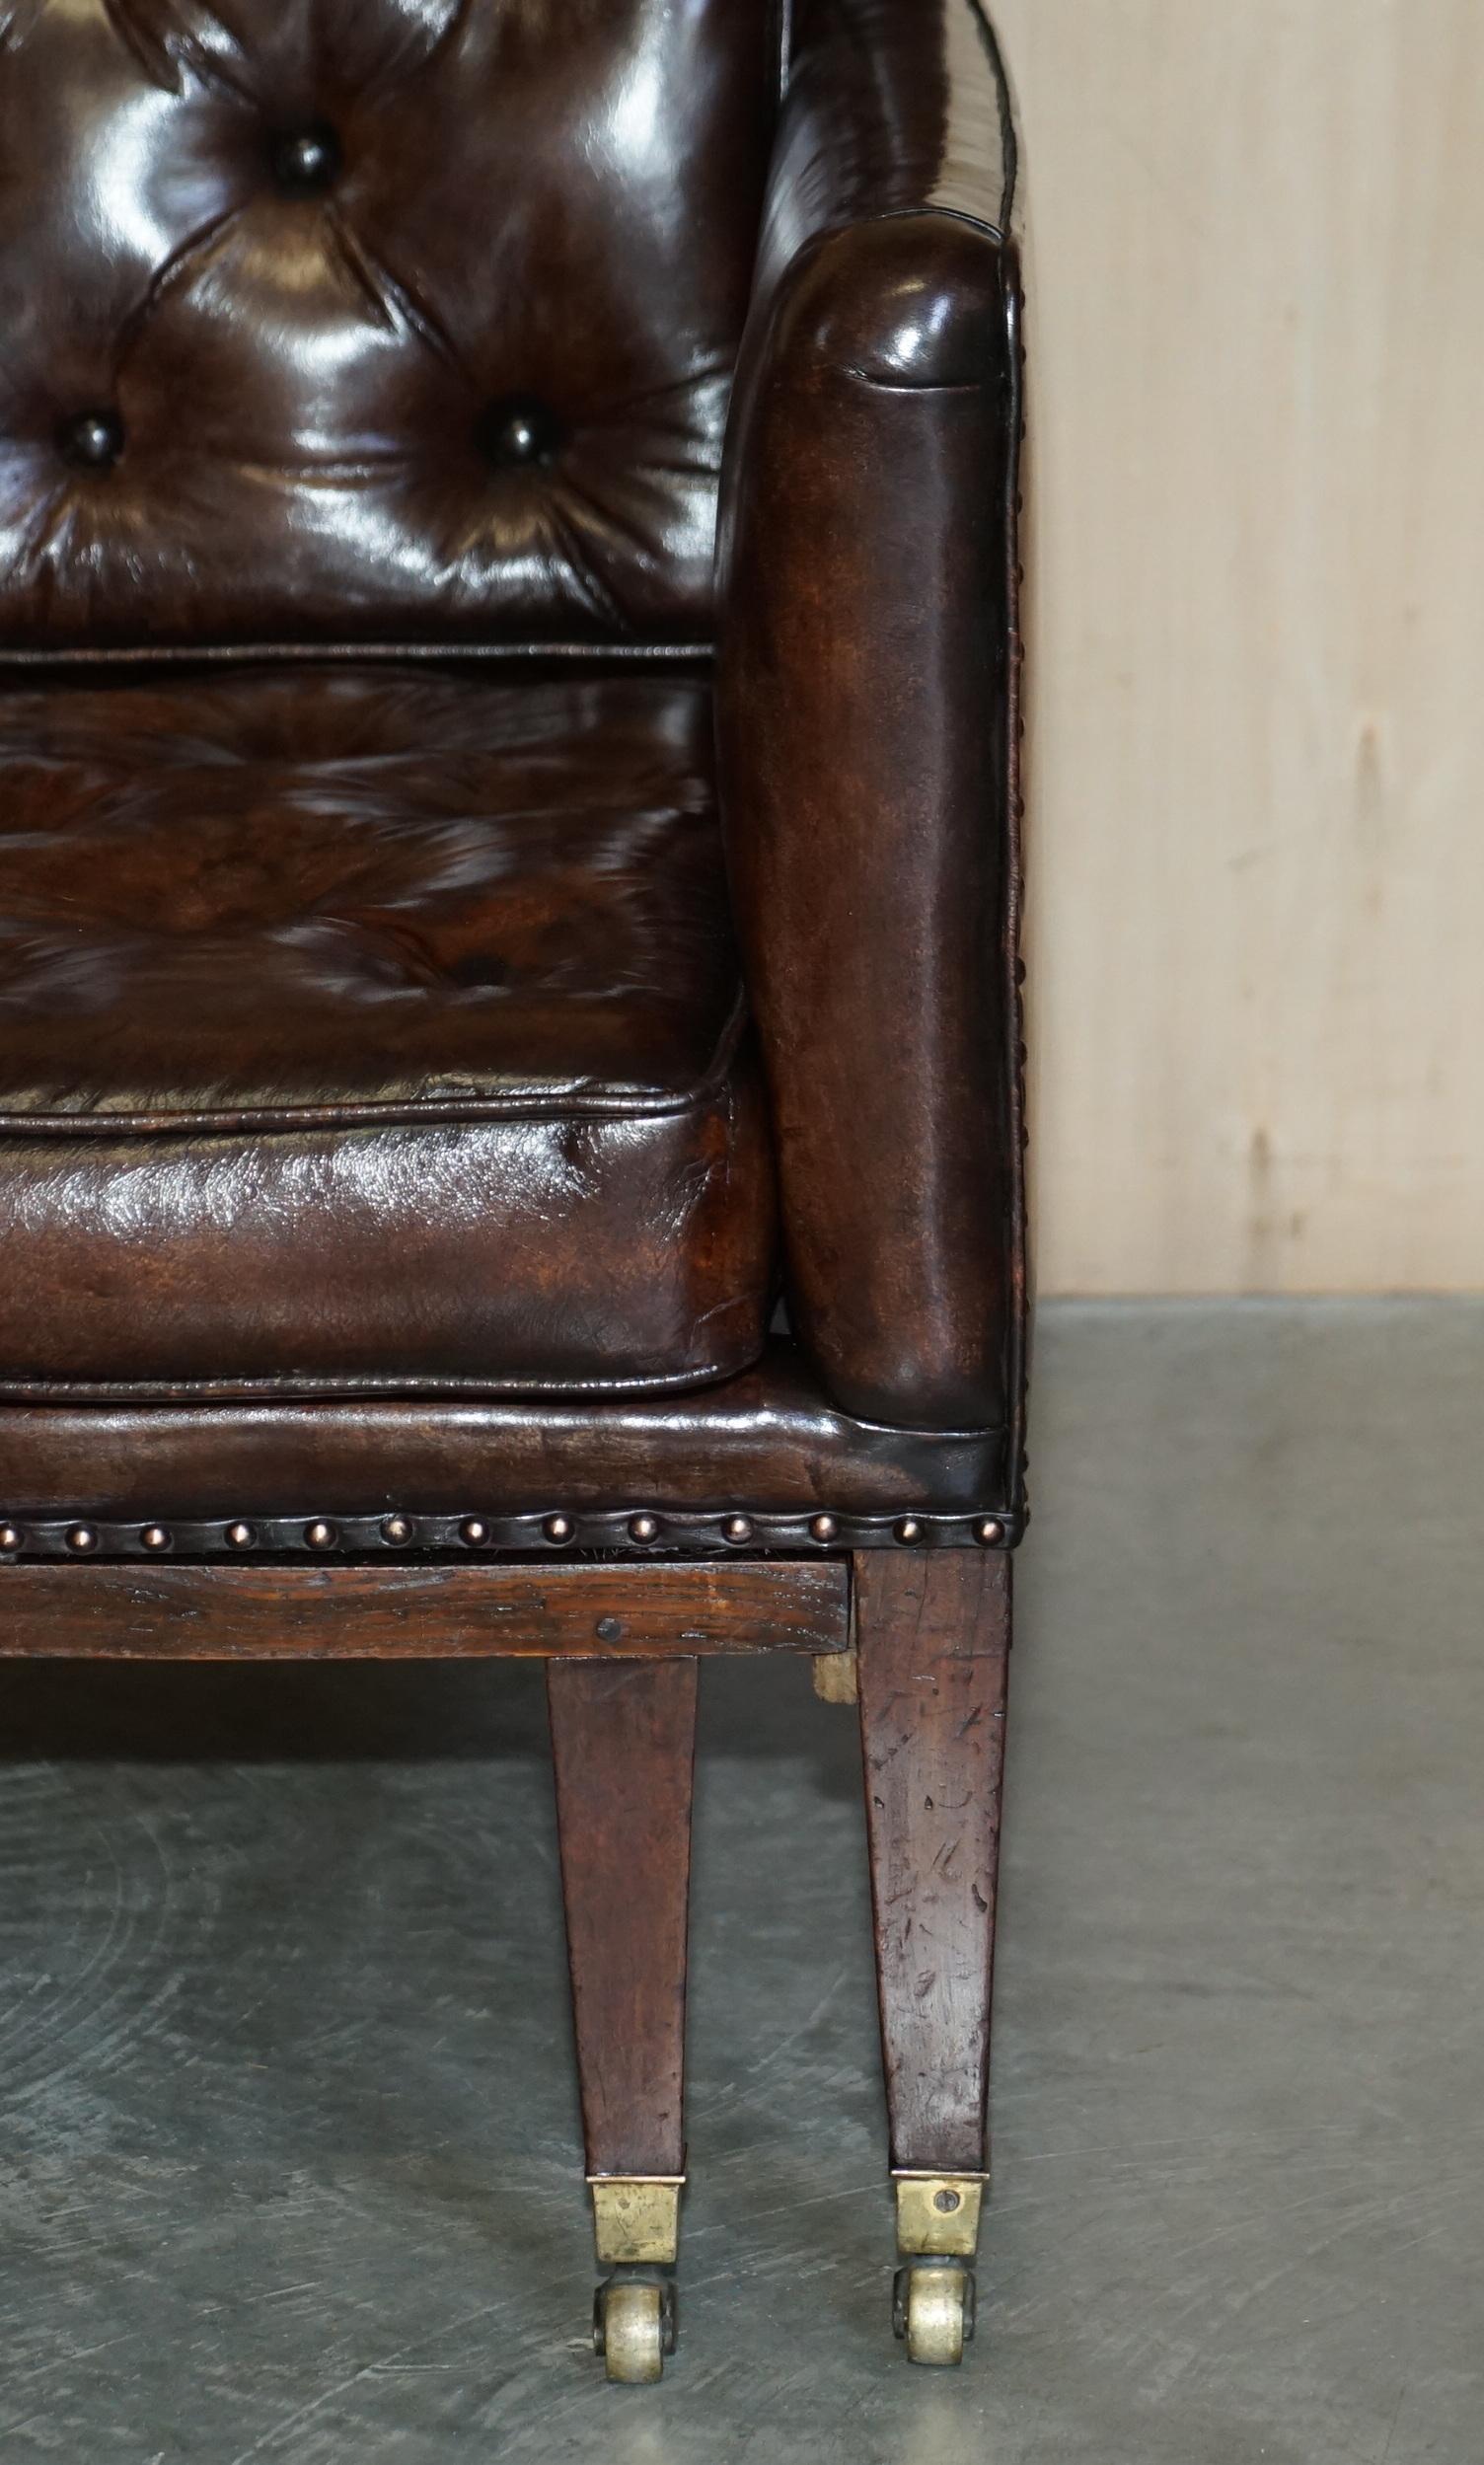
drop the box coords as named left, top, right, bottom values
left=0, top=665, right=777, bottom=1392
left=715, top=2, right=1024, bottom=1434
left=0, top=0, right=776, bottom=648
left=0, top=1342, right=1005, bottom=1519
left=0, top=665, right=741, bottom=1120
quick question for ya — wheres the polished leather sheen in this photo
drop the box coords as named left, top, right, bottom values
left=761, top=0, right=1015, bottom=295
left=715, top=0, right=1023, bottom=1432
left=0, top=666, right=776, bottom=1393
left=0, top=1343, right=1008, bottom=1523
left=0, top=0, right=776, bottom=649
left=0, top=0, right=1030, bottom=1513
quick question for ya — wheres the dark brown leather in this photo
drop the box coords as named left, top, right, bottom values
left=0, top=1342, right=1010, bottom=1527
left=715, top=0, right=1024, bottom=1433
left=0, top=1, right=1031, bottom=1519
left=0, top=0, right=777, bottom=651
left=0, top=665, right=776, bottom=1393
left=761, top=0, right=1016, bottom=294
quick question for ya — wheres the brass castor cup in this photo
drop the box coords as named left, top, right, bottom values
left=893, top=2258, right=977, bottom=2366
left=891, top=2172, right=986, bottom=2365
left=593, top=2268, right=678, bottom=2384
left=588, top=2179, right=683, bottom=2382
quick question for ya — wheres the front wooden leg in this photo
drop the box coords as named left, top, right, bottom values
left=548, top=1656, right=698, bottom=2382
left=854, top=1549, right=1011, bottom=2364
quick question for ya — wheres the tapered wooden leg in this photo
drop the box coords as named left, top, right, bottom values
left=854, top=1549, right=1011, bottom=2364
left=548, top=1655, right=698, bottom=2381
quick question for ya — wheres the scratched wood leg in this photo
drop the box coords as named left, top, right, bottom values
left=854, top=1549, right=1011, bottom=2363
left=548, top=1654, right=698, bottom=2380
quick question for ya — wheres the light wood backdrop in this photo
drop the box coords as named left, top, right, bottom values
left=992, top=0, right=1484, bottom=1292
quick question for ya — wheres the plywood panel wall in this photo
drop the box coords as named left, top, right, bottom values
left=990, top=0, right=1484, bottom=1291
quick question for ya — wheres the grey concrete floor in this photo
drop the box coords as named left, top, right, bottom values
left=0, top=1302, right=1481, bottom=2462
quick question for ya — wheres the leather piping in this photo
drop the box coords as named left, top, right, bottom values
left=0, top=1353, right=763, bottom=1406
left=0, top=641, right=713, bottom=670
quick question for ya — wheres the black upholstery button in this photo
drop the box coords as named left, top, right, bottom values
left=270, top=123, right=341, bottom=193
left=480, top=395, right=563, bottom=470
left=58, top=410, right=123, bottom=471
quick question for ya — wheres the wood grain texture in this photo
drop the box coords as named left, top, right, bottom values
left=548, top=1657, right=699, bottom=2180
left=855, top=1550, right=1010, bottom=2176
left=993, top=0, right=1484, bottom=1291
left=0, top=1560, right=849, bottom=1661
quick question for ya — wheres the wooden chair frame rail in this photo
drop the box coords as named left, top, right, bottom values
left=0, top=1556, right=851, bottom=1661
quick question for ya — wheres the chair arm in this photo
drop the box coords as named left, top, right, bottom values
left=756, top=0, right=1016, bottom=294
left=714, top=14, right=1023, bottom=1433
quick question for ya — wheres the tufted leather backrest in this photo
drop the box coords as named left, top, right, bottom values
left=0, top=0, right=777, bottom=654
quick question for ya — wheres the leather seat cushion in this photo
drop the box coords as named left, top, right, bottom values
left=0, top=664, right=777, bottom=1396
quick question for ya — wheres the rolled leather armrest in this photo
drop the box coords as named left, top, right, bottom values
left=714, top=4, right=1024, bottom=1434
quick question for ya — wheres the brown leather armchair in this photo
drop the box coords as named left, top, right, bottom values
left=0, top=0, right=1025, bottom=2379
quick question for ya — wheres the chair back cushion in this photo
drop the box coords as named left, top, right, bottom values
left=0, top=0, right=776, bottom=651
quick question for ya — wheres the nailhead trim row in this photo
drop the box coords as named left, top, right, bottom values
left=0, top=1509, right=1019, bottom=1561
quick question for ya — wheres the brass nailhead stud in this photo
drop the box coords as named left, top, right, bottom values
left=628, top=1513, right=660, bottom=1544
left=460, top=1518, right=490, bottom=1547
left=543, top=1514, right=574, bottom=1543
left=140, top=1526, right=172, bottom=1553
left=973, top=1517, right=1003, bottom=1546
left=380, top=1515, right=413, bottom=1546
left=894, top=1517, right=926, bottom=1545
left=722, top=1514, right=754, bottom=1544
left=226, top=1521, right=256, bottom=1550
left=305, top=1520, right=337, bottom=1550
left=0, top=1523, right=21, bottom=1552
left=809, top=1514, right=839, bottom=1543
left=66, top=1525, right=100, bottom=1553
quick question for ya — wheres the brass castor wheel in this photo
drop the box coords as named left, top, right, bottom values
left=893, top=2257, right=976, bottom=2366
left=593, top=2267, right=678, bottom=2384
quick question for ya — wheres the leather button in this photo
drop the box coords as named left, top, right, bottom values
left=58, top=410, right=123, bottom=471
left=480, top=396, right=563, bottom=470
left=270, top=123, right=341, bottom=193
